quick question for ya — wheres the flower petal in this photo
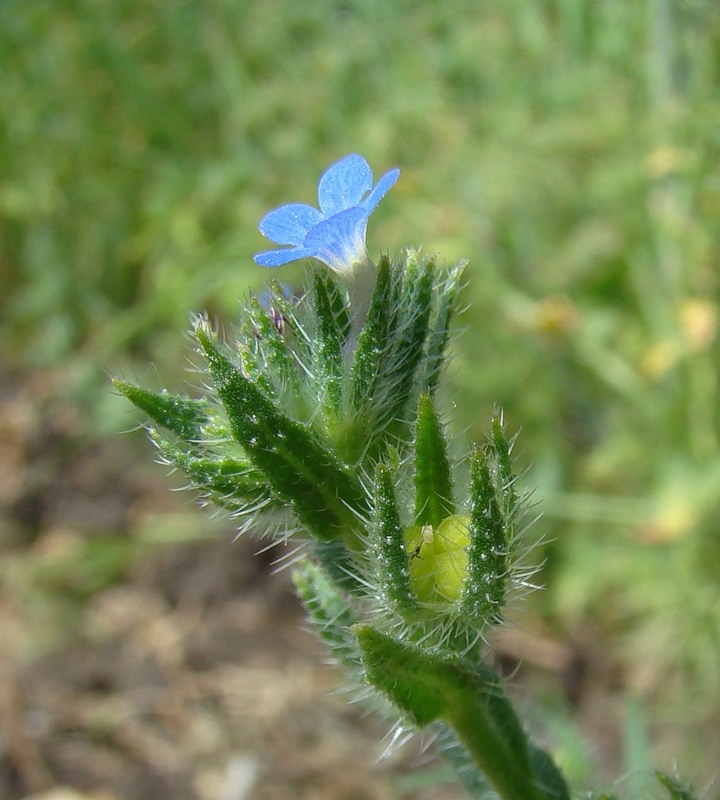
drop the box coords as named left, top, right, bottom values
left=318, top=154, right=373, bottom=216
left=361, top=167, right=400, bottom=213
left=305, top=206, right=369, bottom=273
left=259, top=203, right=323, bottom=246
left=254, top=245, right=317, bottom=268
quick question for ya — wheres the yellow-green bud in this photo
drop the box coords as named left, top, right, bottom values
left=404, top=514, right=470, bottom=604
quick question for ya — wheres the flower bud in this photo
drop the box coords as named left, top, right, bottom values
left=404, top=514, right=471, bottom=604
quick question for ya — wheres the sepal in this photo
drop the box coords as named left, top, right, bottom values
left=383, top=252, right=435, bottom=437
left=414, top=393, right=454, bottom=528
left=372, top=463, right=419, bottom=616
left=237, top=294, right=297, bottom=400
left=421, top=263, right=464, bottom=395
left=349, top=255, right=392, bottom=413
left=151, top=431, right=276, bottom=515
left=490, top=412, right=518, bottom=521
left=462, top=447, right=508, bottom=620
left=113, top=379, right=208, bottom=443
left=312, top=269, right=348, bottom=419
left=342, top=251, right=447, bottom=462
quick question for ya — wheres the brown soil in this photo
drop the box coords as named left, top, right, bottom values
left=0, top=365, right=469, bottom=800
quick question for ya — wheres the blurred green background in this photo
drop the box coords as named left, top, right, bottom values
left=3, top=0, right=720, bottom=797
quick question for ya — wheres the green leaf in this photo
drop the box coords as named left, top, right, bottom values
left=195, top=324, right=367, bottom=543
left=529, top=746, right=574, bottom=800
left=293, top=558, right=359, bottom=670
left=356, top=625, right=564, bottom=800
left=373, top=463, right=418, bottom=616
left=113, top=379, right=208, bottom=442
left=266, top=280, right=314, bottom=371
left=319, top=268, right=351, bottom=344
left=357, top=624, right=452, bottom=723
left=433, top=725, right=497, bottom=799
left=414, top=393, right=454, bottom=528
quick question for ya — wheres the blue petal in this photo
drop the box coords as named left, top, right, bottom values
left=361, top=167, right=400, bottom=213
left=259, top=203, right=323, bottom=246
left=254, top=245, right=317, bottom=268
left=318, top=154, right=373, bottom=216
left=305, top=206, right=369, bottom=273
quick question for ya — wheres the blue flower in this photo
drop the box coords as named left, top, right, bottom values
left=254, top=154, right=400, bottom=275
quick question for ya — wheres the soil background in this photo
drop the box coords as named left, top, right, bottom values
left=0, top=365, right=479, bottom=800
left=0, top=365, right=601, bottom=800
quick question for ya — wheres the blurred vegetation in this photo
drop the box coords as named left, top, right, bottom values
left=3, top=0, right=720, bottom=790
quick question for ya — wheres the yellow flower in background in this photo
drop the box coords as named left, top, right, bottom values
left=644, top=145, right=682, bottom=179
left=532, top=295, right=580, bottom=336
left=640, top=340, right=681, bottom=381
left=678, top=298, right=718, bottom=352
